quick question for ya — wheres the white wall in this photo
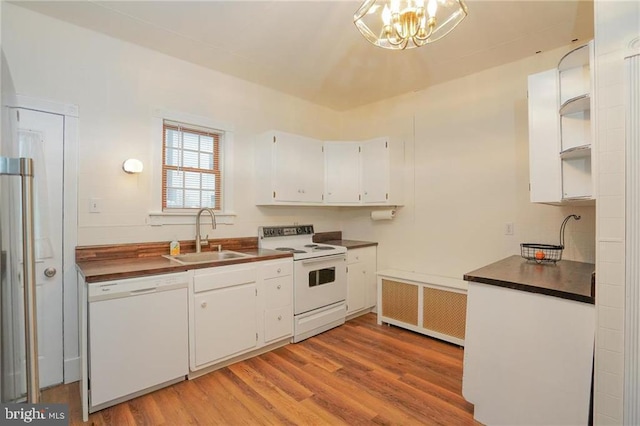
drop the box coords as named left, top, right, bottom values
left=2, top=3, right=345, bottom=245
left=339, top=46, right=596, bottom=279
left=594, top=1, right=639, bottom=423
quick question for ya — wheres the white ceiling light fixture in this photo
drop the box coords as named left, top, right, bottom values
left=122, top=158, right=144, bottom=174
left=354, top=0, right=468, bottom=50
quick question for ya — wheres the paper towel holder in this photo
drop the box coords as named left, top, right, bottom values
left=370, top=208, right=397, bottom=221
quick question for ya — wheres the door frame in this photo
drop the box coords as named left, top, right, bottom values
left=10, top=95, right=79, bottom=383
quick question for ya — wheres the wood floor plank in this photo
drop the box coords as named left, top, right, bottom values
left=267, top=350, right=381, bottom=424
left=41, top=313, right=477, bottom=425
left=214, top=368, right=292, bottom=425
left=227, top=360, right=328, bottom=425
left=243, top=355, right=314, bottom=402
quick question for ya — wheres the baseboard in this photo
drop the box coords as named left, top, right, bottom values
left=64, top=356, right=80, bottom=383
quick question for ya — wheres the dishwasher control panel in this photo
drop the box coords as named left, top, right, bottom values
left=88, top=272, right=189, bottom=301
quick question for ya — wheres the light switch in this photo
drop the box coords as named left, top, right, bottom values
left=89, top=198, right=101, bottom=213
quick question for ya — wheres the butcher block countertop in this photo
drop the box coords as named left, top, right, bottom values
left=76, top=237, right=293, bottom=283
left=463, top=255, right=595, bottom=304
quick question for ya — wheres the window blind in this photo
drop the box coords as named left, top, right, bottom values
left=162, top=120, right=222, bottom=210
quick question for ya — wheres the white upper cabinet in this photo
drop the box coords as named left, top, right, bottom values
left=257, top=131, right=404, bottom=206
left=361, top=137, right=391, bottom=203
left=255, top=130, right=324, bottom=205
left=324, top=137, right=403, bottom=206
left=527, top=41, right=594, bottom=204
left=324, top=141, right=361, bottom=204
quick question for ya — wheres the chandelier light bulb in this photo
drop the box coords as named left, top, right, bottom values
left=427, top=0, right=438, bottom=17
left=382, top=4, right=392, bottom=25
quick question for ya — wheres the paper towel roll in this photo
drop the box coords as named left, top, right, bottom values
left=371, top=209, right=396, bottom=221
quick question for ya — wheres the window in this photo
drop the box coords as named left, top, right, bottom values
left=162, top=120, right=222, bottom=210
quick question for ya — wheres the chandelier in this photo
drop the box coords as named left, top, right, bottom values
left=354, top=0, right=468, bottom=50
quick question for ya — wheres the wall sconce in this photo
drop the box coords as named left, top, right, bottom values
left=122, top=158, right=144, bottom=174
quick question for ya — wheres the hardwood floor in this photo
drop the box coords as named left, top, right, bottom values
left=43, top=313, right=478, bottom=425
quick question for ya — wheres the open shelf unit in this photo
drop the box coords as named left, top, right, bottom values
left=558, top=43, right=593, bottom=200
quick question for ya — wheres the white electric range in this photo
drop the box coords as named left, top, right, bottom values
left=258, top=225, right=347, bottom=342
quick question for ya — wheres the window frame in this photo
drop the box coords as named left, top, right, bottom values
left=162, top=120, right=222, bottom=211
left=150, top=109, right=235, bottom=226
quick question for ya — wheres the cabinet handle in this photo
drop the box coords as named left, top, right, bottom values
left=277, top=284, right=281, bottom=289
left=277, top=315, right=282, bottom=321
left=201, top=301, right=207, bottom=308
left=277, top=268, right=281, bottom=273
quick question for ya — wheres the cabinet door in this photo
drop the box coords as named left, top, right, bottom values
left=528, top=70, right=562, bottom=203
left=361, top=247, right=378, bottom=309
left=273, top=132, right=324, bottom=203
left=361, top=137, right=390, bottom=203
left=324, top=141, right=361, bottom=203
left=264, top=306, right=293, bottom=342
left=193, top=283, right=257, bottom=367
left=347, top=261, right=367, bottom=314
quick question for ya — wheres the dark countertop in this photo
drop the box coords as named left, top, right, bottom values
left=322, top=239, right=378, bottom=249
left=77, top=249, right=292, bottom=283
left=464, top=255, right=595, bottom=304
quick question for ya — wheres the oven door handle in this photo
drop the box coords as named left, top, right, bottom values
left=300, top=254, right=346, bottom=265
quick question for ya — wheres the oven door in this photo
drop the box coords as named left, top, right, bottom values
left=294, top=254, right=347, bottom=315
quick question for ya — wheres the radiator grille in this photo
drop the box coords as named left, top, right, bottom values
left=422, top=287, right=467, bottom=339
left=381, top=279, right=418, bottom=325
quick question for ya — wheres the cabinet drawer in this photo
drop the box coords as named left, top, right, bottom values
left=347, top=246, right=376, bottom=264
left=265, top=276, right=292, bottom=309
left=264, top=306, right=293, bottom=342
left=261, top=260, right=293, bottom=279
left=193, top=265, right=257, bottom=293
left=347, top=250, right=361, bottom=264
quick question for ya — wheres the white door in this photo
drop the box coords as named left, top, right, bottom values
left=13, top=108, right=64, bottom=389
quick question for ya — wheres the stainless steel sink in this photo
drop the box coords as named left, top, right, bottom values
left=163, top=250, right=252, bottom=265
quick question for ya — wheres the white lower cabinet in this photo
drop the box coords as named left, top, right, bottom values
left=193, top=281, right=258, bottom=368
left=263, top=261, right=293, bottom=342
left=346, top=246, right=377, bottom=316
left=189, top=259, right=293, bottom=372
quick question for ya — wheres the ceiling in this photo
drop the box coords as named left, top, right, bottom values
left=10, top=0, right=594, bottom=111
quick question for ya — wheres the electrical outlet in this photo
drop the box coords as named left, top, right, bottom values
left=89, top=198, right=101, bottom=213
left=504, top=222, right=514, bottom=235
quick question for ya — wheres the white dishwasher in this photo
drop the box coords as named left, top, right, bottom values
left=88, top=272, right=189, bottom=410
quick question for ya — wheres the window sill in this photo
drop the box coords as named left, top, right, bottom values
left=148, top=211, right=236, bottom=226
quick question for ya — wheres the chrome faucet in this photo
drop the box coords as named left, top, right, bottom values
left=195, top=208, right=217, bottom=253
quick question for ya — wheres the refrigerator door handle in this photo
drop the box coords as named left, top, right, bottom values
left=1, top=156, right=40, bottom=403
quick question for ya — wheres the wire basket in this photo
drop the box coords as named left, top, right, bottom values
left=520, top=243, right=564, bottom=263
left=520, top=214, right=581, bottom=264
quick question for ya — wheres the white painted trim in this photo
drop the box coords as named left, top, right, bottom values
left=149, top=109, right=235, bottom=225
left=10, top=95, right=80, bottom=384
left=148, top=211, right=236, bottom=226
left=15, top=94, right=78, bottom=117
left=376, top=268, right=468, bottom=291
left=624, top=52, right=640, bottom=425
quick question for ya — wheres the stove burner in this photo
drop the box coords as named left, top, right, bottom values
left=304, top=244, right=318, bottom=248
left=275, top=247, right=308, bottom=254
left=314, top=246, right=335, bottom=251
